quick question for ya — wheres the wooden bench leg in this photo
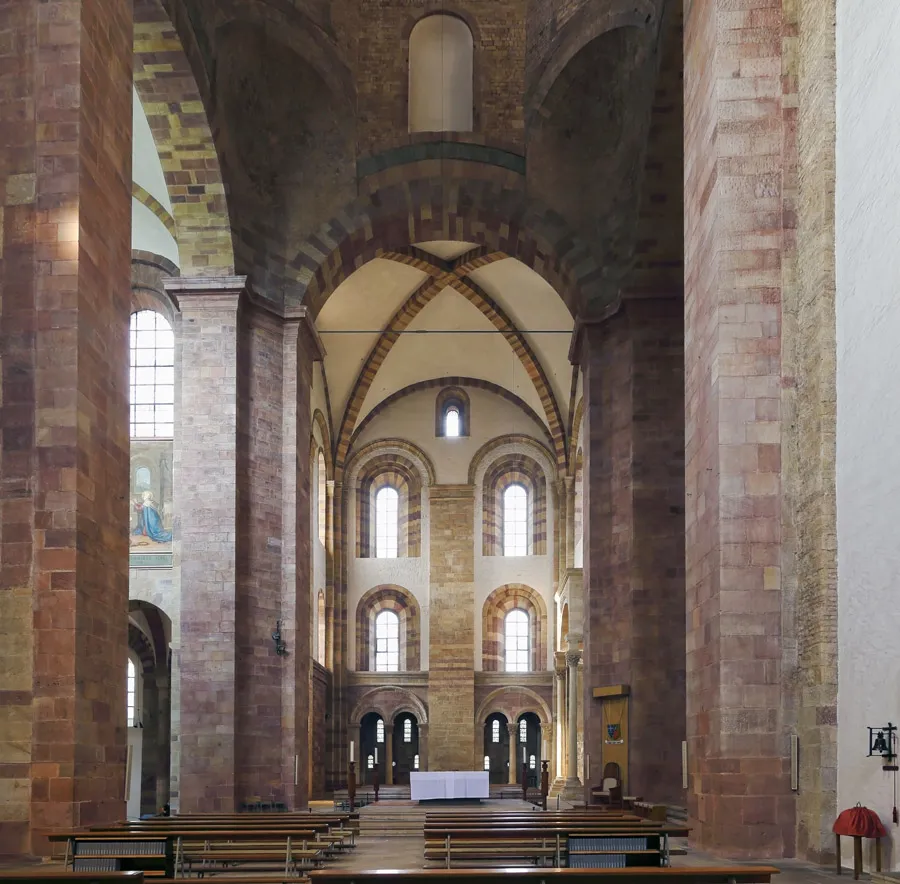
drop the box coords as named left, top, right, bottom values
left=836, top=834, right=842, bottom=875
left=853, top=835, right=862, bottom=881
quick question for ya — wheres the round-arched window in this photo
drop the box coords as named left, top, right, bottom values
left=375, top=486, right=399, bottom=558
left=503, top=484, right=528, bottom=556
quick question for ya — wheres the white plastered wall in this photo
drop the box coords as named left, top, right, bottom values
left=347, top=386, right=557, bottom=673
left=836, top=1, right=900, bottom=867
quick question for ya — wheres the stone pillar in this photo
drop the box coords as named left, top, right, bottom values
left=385, top=725, right=394, bottom=785
left=173, top=279, right=244, bottom=812
left=427, top=485, right=475, bottom=769
left=238, top=304, right=288, bottom=804
left=565, top=476, right=576, bottom=569
left=555, top=663, right=567, bottom=779
left=576, top=303, right=685, bottom=805
left=507, top=723, right=519, bottom=785
left=562, top=648, right=583, bottom=798
left=541, top=723, right=553, bottom=765
left=684, top=1, right=793, bottom=857
left=0, top=0, right=132, bottom=856
left=418, top=724, right=428, bottom=771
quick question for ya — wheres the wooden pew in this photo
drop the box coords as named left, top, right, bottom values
left=309, top=868, right=780, bottom=884
left=49, top=827, right=334, bottom=878
left=422, top=824, right=689, bottom=869
left=0, top=874, right=144, bottom=884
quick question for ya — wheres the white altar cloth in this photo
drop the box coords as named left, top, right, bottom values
left=410, top=771, right=490, bottom=801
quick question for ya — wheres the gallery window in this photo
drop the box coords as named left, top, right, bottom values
left=435, top=386, right=470, bottom=438
left=130, top=310, right=174, bottom=439
left=375, top=486, right=399, bottom=559
left=506, top=609, right=530, bottom=673
left=408, top=14, right=474, bottom=133
left=375, top=610, right=400, bottom=672
left=503, top=484, right=528, bottom=556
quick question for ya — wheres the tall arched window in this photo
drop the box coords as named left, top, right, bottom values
left=375, top=610, right=400, bottom=672
left=409, top=14, right=474, bottom=133
left=376, top=718, right=385, bottom=743
left=316, top=590, right=326, bottom=664
left=503, top=484, right=528, bottom=556
left=491, top=719, right=500, bottom=743
left=518, top=717, right=527, bottom=742
left=375, top=486, right=399, bottom=558
left=444, top=406, right=460, bottom=438
left=130, top=310, right=174, bottom=438
left=126, top=658, right=137, bottom=727
left=317, top=451, right=327, bottom=545
left=403, top=718, right=412, bottom=742
left=506, top=609, right=530, bottom=673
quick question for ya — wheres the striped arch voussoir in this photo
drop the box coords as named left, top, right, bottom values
left=481, top=583, right=548, bottom=672
left=356, top=585, right=421, bottom=672
left=133, top=0, right=234, bottom=276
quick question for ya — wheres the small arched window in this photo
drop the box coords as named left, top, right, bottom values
left=126, top=658, right=137, bottom=727
left=130, top=310, right=175, bottom=438
left=483, top=755, right=490, bottom=771
left=518, top=717, right=527, bottom=743
left=367, top=754, right=374, bottom=770
left=409, top=14, right=474, bottom=133
left=491, top=719, right=500, bottom=743
left=529, top=754, right=536, bottom=770
left=503, top=484, right=528, bottom=556
left=375, top=486, right=399, bottom=558
left=414, top=754, right=420, bottom=770
left=375, top=610, right=400, bottom=672
left=444, top=406, right=460, bottom=438
left=403, top=718, right=413, bottom=742
left=376, top=718, right=385, bottom=743
left=506, top=609, right=530, bottom=673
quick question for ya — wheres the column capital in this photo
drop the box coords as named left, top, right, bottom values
left=568, top=304, right=622, bottom=366
left=507, top=722, right=518, bottom=736
left=565, top=650, right=583, bottom=668
left=164, top=275, right=247, bottom=311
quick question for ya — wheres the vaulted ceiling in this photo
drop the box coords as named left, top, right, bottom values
left=317, top=242, right=575, bottom=466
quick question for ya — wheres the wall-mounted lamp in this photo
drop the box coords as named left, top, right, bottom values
left=272, top=620, right=288, bottom=656
left=868, top=722, right=897, bottom=770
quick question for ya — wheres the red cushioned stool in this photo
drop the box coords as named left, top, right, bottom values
left=833, top=804, right=887, bottom=880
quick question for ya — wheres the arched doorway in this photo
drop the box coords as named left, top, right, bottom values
left=360, top=711, right=385, bottom=785
left=483, top=713, right=509, bottom=784
left=517, top=712, right=541, bottom=788
left=393, top=713, right=419, bottom=785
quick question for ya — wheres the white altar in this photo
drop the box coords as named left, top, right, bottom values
left=409, top=771, right=490, bottom=801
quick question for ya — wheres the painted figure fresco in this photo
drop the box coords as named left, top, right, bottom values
left=130, top=443, right=174, bottom=558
